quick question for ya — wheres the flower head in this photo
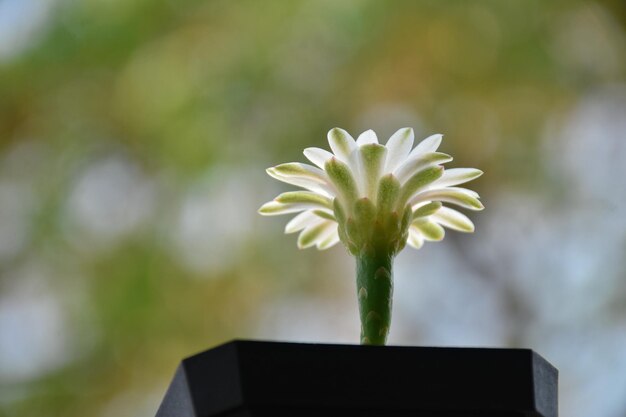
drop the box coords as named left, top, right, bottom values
left=259, top=128, right=483, bottom=256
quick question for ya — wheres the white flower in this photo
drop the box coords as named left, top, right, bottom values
left=259, top=128, right=483, bottom=254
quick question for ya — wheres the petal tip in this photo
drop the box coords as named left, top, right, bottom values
left=327, top=127, right=345, bottom=139
left=324, top=156, right=338, bottom=168
left=258, top=203, right=273, bottom=215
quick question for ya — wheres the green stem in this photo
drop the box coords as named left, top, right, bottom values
left=356, top=250, right=394, bottom=345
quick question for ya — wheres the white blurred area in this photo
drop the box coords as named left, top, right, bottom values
left=168, top=167, right=263, bottom=275
left=0, top=261, right=70, bottom=383
left=63, top=154, right=157, bottom=251
left=0, top=0, right=55, bottom=62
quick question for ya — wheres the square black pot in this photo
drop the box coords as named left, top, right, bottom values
left=156, top=340, right=557, bottom=417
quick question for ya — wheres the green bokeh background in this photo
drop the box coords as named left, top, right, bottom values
left=1, top=1, right=626, bottom=416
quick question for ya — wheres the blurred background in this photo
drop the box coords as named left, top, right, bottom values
left=1, top=0, right=625, bottom=416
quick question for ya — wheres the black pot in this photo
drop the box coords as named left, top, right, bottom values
left=156, top=340, right=557, bottom=417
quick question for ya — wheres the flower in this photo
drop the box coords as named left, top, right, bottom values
left=259, top=127, right=483, bottom=256
left=259, top=127, right=484, bottom=345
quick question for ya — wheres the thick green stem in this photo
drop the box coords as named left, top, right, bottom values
left=356, top=251, right=394, bottom=345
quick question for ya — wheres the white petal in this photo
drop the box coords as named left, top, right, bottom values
left=411, top=187, right=484, bottom=210
left=303, top=147, right=334, bottom=169
left=426, top=186, right=479, bottom=198
left=406, top=228, right=424, bottom=249
left=431, top=206, right=475, bottom=232
left=259, top=201, right=324, bottom=216
left=448, top=186, right=480, bottom=198
left=275, top=191, right=333, bottom=210
left=316, top=226, right=340, bottom=249
left=327, top=129, right=363, bottom=193
left=356, top=129, right=379, bottom=146
left=348, top=148, right=364, bottom=196
left=268, top=162, right=327, bottom=183
left=327, top=128, right=357, bottom=163
left=412, top=220, right=445, bottom=241
left=297, top=220, right=334, bottom=249
left=274, top=178, right=332, bottom=197
left=267, top=163, right=334, bottom=196
left=434, top=168, right=483, bottom=188
left=409, top=134, right=443, bottom=158
left=394, top=152, right=452, bottom=184
left=384, top=128, right=414, bottom=173
left=285, top=211, right=323, bottom=234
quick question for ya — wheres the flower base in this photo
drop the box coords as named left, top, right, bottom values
left=155, top=340, right=557, bottom=417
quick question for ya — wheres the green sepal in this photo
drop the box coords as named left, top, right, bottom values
left=377, top=174, right=401, bottom=216
left=345, top=217, right=362, bottom=247
left=337, top=223, right=355, bottom=254
left=383, top=211, right=400, bottom=241
left=325, top=157, right=359, bottom=212
left=400, top=205, right=413, bottom=232
left=359, top=143, right=387, bottom=199
left=354, top=197, right=376, bottom=231
left=333, top=198, right=346, bottom=225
